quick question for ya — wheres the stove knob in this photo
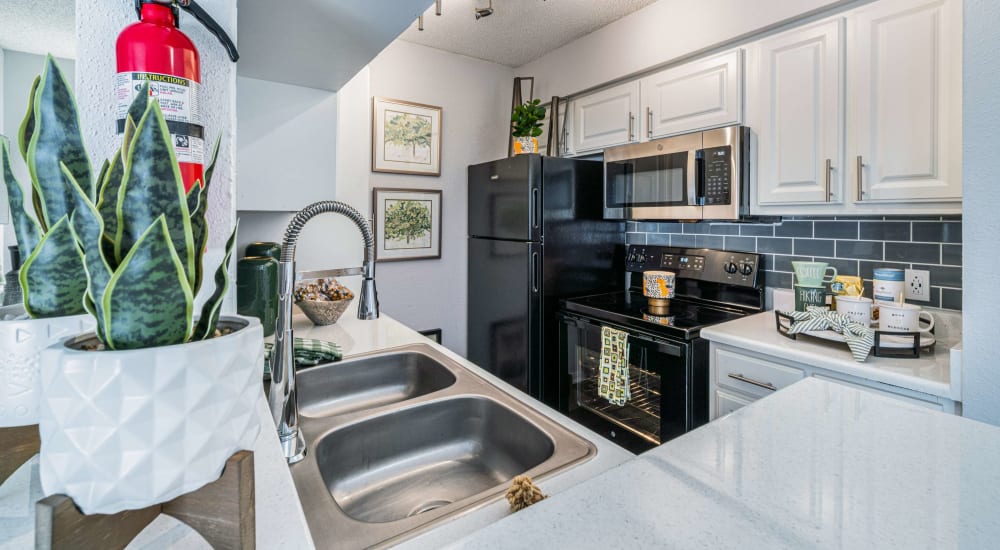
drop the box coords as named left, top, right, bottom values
left=724, top=262, right=739, bottom=274
left=740, top=263, right=754, bottom=276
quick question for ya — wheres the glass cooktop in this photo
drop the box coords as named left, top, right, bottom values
left=562, top=291, right=748, bottom=340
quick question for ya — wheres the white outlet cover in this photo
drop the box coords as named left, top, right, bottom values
left=905, top=269, right=931, bottom=302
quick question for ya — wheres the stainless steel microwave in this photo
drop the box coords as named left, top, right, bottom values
left=604, top=125, right=750, bottom=221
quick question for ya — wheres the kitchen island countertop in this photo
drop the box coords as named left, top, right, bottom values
left=448, top=376, right=1000, bottom=549
left=0, top=312, right=633, bottom=549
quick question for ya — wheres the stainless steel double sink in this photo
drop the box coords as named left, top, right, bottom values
left=288, top=343, right=596, bottom=549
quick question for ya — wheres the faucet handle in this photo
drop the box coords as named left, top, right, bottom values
left=296, top=266, right=365, bottom=282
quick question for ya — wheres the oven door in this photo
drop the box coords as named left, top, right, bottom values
left=603, top=133, right=703, bottom=220
left=558, top=312, right=692, bottom=452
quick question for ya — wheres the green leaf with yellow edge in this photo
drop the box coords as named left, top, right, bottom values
left=193, top=222, right=238, bottom=340
left=96, top=149, right=125, bottom=251
left=103, top=216, right=193, bottom=350
left=1, top=139, right=41, bottom=254
left=17, top=75, right=40, bottom=160
left=26, top=55, right=93, bottom=226
left=116, top=101, right=195, bottom=288
left=18, top=216, right=87, bottom=318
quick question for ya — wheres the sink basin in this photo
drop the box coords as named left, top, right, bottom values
left=289, top=343, right=595, bottom=549
left=316, top=397, right=555, bottom=523
left=296, top=351, right=456, bottom=418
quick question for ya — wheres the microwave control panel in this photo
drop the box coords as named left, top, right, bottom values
left=702, top=145, right=732, bottom=206
left=626, top=245, right=762, bottom=288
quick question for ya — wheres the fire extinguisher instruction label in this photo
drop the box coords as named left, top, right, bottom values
left=115, top=71, right=204, bottom=165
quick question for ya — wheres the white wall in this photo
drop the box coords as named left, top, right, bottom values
left=517, top=0, right=858, bottom=100
left=961, top=0, right=1000, bottom=425
left=236, top=76, right=337, bottom=211
left=239, top=42, right=512, bottom=355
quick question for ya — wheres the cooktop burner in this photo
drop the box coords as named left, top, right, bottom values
left=562, top=291, right=747, bottom=340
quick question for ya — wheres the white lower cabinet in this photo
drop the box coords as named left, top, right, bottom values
left=708, top=342, right=958, bottom=420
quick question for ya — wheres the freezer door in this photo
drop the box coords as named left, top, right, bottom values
left=468, top=155, right=542, bottom=242
left=467, top=238, right=543, bottom=398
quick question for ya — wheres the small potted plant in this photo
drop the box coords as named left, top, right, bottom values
left=511, top=99, right=546, bottom=155
left=0, top=58, right=96, bottom=430
left=15, top=56, right=261, bottom=515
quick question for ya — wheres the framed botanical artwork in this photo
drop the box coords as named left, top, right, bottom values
left=373, top=188, right=442, bottom=262
left=372, top=97, right=442, bottom=176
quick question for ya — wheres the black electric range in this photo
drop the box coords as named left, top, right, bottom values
left=557, top=245, right=765, bottom=453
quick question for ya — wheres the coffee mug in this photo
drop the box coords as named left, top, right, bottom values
left=878, top=302, right=935, bottom=333
left=792, top=261, right=838, bottom=287
left=835, top=295, right=873, bottom=326
left=794, top=285, right=829, bottom=312
left=643, top=271, right=676, bottom=299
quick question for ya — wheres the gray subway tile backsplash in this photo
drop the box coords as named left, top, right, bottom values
left=885, top=242, right=941, bottom=264
left=794, top=238, right=835, bottom=257
left=626, top=215, right=963, bottom=311
left=836, top=240, right=884, bottom=260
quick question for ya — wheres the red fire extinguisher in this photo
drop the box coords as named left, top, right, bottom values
left=116, top=0, right=239, bottom=192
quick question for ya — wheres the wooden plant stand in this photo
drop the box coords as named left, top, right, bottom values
left=35, top=450, right=255, bottom=550
left=0, top=424, right=41, bottom=485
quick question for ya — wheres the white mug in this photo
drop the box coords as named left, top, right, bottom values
left=835, top=295, right=873, bottom=327
left=878, top=302, right=935, bottom=333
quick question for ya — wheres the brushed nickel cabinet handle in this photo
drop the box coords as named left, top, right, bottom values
left=647, top=107, right=653, bottom=138
left=728, top=373, right=777, bottom=391
left=628, top=112, right=635, bottom=141
left=856, top=155, right=865, bottom=201
left=825, top=158, right=832, bottom=202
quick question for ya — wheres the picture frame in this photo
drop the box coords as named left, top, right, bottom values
left=373, top=188, right=442, bottom=262
left=418, top=328, right=443, bottom=344
left=372, top=97, right=442, bottom=176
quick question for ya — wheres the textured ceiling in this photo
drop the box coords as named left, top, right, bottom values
left=0, top=0, right=76, bottom=58
left=400, top=0, right=658, bottom=67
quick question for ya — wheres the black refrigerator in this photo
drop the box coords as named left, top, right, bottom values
left=467, top=154, right=623, bottom=406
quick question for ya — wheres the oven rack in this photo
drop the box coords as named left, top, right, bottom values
left=578, top=373, right=662, bottom=444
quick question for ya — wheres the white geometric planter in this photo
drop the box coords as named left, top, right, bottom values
left=0, top=305, right=93, bottom=428
left=37, top=316, right=263, bottom=515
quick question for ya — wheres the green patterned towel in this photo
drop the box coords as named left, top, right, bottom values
left=599, top=326, right=630, bottom=406
left=264, top=338, right=342, bottom=375
left=782, top=306, right=875, bottom=362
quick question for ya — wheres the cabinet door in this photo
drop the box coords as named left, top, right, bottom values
left=847, top=0, right=961, bottom=202
left=750, top=19, right=844, bottom=205
left=642, top=50, right=742, bottom=139
left=571, top=81, right=639, bottom=153
left=714, top=389, right=754, bottom=419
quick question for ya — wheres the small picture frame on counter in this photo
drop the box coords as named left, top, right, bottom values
left=373, top=188, right=443, bottom=262
left=419, top=328, right=443, bottom=344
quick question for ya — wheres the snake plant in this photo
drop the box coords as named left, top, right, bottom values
left=2, top=55, right=236, bottom=350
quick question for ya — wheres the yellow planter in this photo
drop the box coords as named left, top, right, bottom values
left=513, top=136, right=538, bottom=155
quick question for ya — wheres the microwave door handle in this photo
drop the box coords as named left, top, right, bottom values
left=695, top=150, right=706, bottom=206
left=686, top=150, right=702, bottom=207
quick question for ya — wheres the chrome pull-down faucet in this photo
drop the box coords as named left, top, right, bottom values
left=268, top=201, right=379, bottom=463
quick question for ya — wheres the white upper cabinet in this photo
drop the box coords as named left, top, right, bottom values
left=570, top=81, right=639, bottom=154
left=749, top=19, right=845, bottom=206
left=641, top=50, right=743, bottom=139
left=847, top=0, right=962, bottom=203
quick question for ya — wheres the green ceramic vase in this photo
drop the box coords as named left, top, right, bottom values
left=237, top=256, right=279, bottom=337
left=245, top=242, right=282, bottom=262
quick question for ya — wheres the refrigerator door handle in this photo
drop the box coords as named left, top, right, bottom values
left=531, top=251, right=540, bottom=293
left=530, top=187, right=540, bottom=231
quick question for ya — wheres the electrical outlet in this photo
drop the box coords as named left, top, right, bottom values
left=904, top=269, right=931, bottom=302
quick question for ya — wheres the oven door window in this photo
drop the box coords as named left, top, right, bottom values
left=561, top=316, right=689, bottom=446
left=606, top=152, right=690, bottom=209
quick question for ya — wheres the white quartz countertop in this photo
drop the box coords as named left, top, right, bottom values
left=0, top=312, right=632, bottom=549
left=449, top=377, right=1000, bottom=549
left=701, top=309, right=962, bottom=400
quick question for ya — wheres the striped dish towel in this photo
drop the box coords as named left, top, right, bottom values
left=782, top=306, right=876, bottom=362
left=264, top=338, right=342, bottom=376
left=598, top=326, right=630, bottom=406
